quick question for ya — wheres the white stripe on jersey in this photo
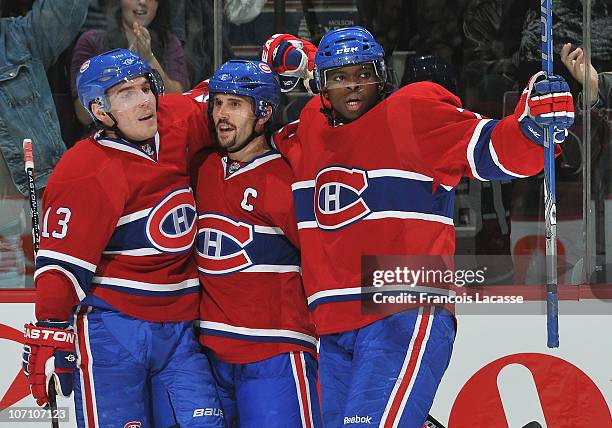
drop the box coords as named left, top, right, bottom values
left=366, top=211, right=454, bottom=225
left=307, top=285, right=456, bottom=306
left=116, top=208, right=152, bottom=226
left=36, top=250, right=97, bottom=272
left=197, top=321, right=318, bottom=347
left=253, top=225, right=285, bottom=235
left=367, top=169, right=434, bottom=182
left=241, top=264, right=301, bottom=274
left=91, top=276, right=199, bottom=292
left=291, top=180, right=315, bottom=191
left=297, top=211, right=454, bottom=230
left=466, top=118, right=493, bottom=181
left=34, top=265, right=87, bottom=301
left=102, top=248, right=162, bottom=256
left=488, top=141, right=529, bottom=178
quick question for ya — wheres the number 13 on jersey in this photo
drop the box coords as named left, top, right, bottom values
left=41, top=207, right=72, bottom=239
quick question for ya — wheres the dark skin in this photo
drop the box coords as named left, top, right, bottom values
left=322, top=63, right=383, bottom=122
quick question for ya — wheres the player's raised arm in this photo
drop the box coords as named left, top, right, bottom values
left=401, top=72, right=574, bottom=185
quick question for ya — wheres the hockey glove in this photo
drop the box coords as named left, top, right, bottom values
left=516, top=71, right=574, bottom=146
left=261, top=33, right=318, bottom=94
left=23, top=321, right=77, bottom=406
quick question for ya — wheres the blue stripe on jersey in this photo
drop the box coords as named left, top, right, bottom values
left=199, top=328, right=317, bottom=351
left=107, top=210, right=197, bottom=253
left=292, top=174, right=455, bottom=224
left=107, top=217, right=151, bottom=251
left=293, top=187, right=316, bottom=224
left=471, top=119, right=524, bottom=180
left=35, top=256, right=94, bottom=295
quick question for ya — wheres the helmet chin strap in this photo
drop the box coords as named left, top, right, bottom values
left=103, top=111, right=151, bottom=145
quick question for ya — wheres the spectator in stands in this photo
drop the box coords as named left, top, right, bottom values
left=71, top=0, right=189, bottom=126
left=184, top=0, right=233, bottom=85
left=0, top=0, right=89, bottom=287
left=561, top=42, right=608, bottom=109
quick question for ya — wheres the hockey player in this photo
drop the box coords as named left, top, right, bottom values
left=22, top=49, right=224, bottom=428
left=260, top=27, right=574, bottom=427
left=192, top=60, right=321, bottom=427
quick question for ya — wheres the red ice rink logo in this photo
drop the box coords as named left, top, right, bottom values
left=0, top=323, right=30, bottom=410
left=448, top=353, right=610, bottom=427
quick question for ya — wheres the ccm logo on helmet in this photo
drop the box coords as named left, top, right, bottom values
left=196, top=214, right=254, bottom=275
left=314, top=166, right=370, bottom=230
left=24, top=327, right=75, bottom=344
left=146, top=188, right=197, bottom=253
left=336, top=47, right=359, bottom=54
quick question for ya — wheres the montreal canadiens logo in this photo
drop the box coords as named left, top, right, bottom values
left=124, top=422, right=141, bottom=428
left=258, top=63, right=272, bottom=73
left=146, top=188, right=197, bottom=253
left=314, top=166, right=370, bottom=230
left=196, top=214, right=253, bottom=275
left=79, top=59, right=90, bottom=73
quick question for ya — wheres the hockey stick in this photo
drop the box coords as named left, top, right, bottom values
left=23, top=139, right=40, bottom=254
left=423, top=414, right=446, bottom=428
left=23, top=140, right=60, bottom=428
left=541, top=0, right=559, bottom=348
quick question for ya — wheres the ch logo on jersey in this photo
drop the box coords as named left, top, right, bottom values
left=146, top=188, right=197, bottom=253
left=196, top=214, right=254, bottom=274
left=314, top=166, right=371, bottom=229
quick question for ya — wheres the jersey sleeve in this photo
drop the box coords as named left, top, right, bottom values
left=34, top=161, right=126, bottom=320
left=263, top=162, right=300, bottom=249
left=400, top=82, right=558, bottom=186
left=176, top=81, right=215, bottom=161
left=271, top=120, right=302, bottom=167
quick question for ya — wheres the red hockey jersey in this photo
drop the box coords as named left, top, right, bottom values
left=34, top=94, right=212, bottom=322
left=272, top=82, right=558, bottom=335
left=194, top=150, right=317, bottom=364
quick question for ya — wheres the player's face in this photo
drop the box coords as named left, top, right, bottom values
left=121, top=0, right=158, bottom=28
left=211, top=93, right=259, bottom=152
left=323, top=63, right=381, bottom=122
left=105, top=76, right=157, bottom=141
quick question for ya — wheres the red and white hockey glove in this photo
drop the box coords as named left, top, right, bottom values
left=515, top=71, right=575, bottom=146
left=261, top=33, right=318, bottom=94
left=23, top=321, right=77, bottom=406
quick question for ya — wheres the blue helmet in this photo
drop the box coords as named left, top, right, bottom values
left=314, top=26, right=386, bottom=91
left=76, top=48, right=164, bottom=121
left=209, top=60, right=281, bottom=119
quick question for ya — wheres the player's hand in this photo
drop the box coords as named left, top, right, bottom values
left=23, top=321, right=77, bottom=406
left=261, top=34, right=318, bottom=94
left=515, top=71, right=575, bottom=145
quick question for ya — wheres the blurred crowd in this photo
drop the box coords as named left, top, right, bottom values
left=1, top=0, right=611, bottom=287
